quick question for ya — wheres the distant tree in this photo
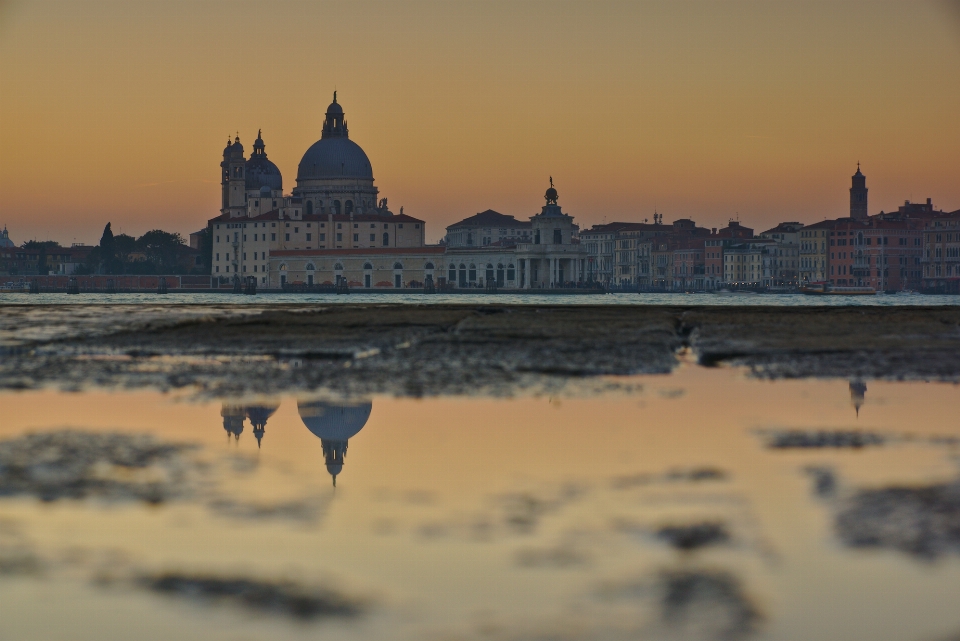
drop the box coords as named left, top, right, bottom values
left=99, top=223, right=116, bottom=274
left=113, top=234, right=137, bottom=265
left=198, top=227, right=213, bottom=274
left=21, top=240, right=60, bottom=276
left=137, top=230, right=185, bottom=272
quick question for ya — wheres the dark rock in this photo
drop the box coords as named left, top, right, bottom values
left=0, top=431, right=194, bottom=502
left=657, top=522, right=730, bottom=550
left=804, top=466, right=837, bottom=498
left=142, top=573, right=365, bottom=619
left=763, top=430, right=884, bottom=449
left=659, top=569, right=762, bottom=640
left=836, top=480, right=960, bottom=559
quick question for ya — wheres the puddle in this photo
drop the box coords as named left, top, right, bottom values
left=1, top=366, right=960, bottom=639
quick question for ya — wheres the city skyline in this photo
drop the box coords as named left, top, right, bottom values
left=1, top=1, right=959, bottom=245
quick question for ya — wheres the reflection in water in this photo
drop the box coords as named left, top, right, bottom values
left=217, top=400, right=372, bottom=485
left=220, top=403, right=281, bottom=446
left=4, top=375, right=960, bottom=641
left=220, top=405, right=246, bottom=440
left=246, top=405, right=279, bottom=447
left=849, top=380, right=867, bottom=416
left=298, top=401, right=372, bottom=487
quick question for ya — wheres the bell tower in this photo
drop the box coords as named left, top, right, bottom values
left=850, top=163, right=868, bottom=220
left=220, top=136, right=247, bottom=218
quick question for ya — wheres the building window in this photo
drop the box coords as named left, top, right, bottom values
left=383, top=233, right=389, bottom=246
left=271, top=233, right=276, bottom=241
left=353, top=234, right=359, bottom=242
left=337, top=233, right=342, bottom=241
left=306, top=233, right=312, bottom=241
left=370, top=234, right=376, bottom=242
left=320, top=233, right=325, bottom=241
left=285, top=234, right=290, bottom=241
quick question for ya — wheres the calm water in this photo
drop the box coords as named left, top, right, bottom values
left=2, top=366, right=960, bottom=640
left=2, top=291, right=959, bottom=306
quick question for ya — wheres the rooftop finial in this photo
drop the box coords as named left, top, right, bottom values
left=333, top=90, right=337, bottom=103
left=550, top=176, right=554, bottom=188
left=258, top=128, right=262, bottom=139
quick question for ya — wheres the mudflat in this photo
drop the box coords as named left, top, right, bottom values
left=2, top=304, right=958, bottom=397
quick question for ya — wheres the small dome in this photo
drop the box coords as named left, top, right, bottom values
left=327, top=101, right=343, bottom=115
left=545, top=187, right=558, bottom=201
left=223, top=139, right=234, bottom=156
left=231, top=137, right=244, bottom=155
left=259, top=185, right=271, bottom=196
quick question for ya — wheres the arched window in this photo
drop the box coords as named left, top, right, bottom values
left=305, top=263, right=316, bottom=271
left=467, top=233, right=473, bottom=245
left=306, top=201, right=313, bottom=216
left=393, top=262, right=403, bottom=270
left=345, top=200, right=353, bottom=215
left=507, top=263, right=516, bottom=281
left=469, top=264, right=477, bottom=282
left=334, top=263, right=344, bottom=271
left=279, top=264, right=287, bottom=271
left=424, top=262, right=435, bottom=270
left=448, top=265, right=456, bottom=283
left=382, top=232, right=389, bottom=246
left=333, top=200, right=341, bottom=215
left=363, top=262, right=373, bottom=270
left=497, top=263, right=505, bottom=286
left=485, top=264, right=494, bottom=283
left=458, top=263, right=467, bottom=287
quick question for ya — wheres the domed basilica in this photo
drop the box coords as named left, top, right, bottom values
left=207, top=92, right=588, bottom=291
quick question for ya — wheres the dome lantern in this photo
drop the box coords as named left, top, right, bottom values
left=545, top=176, right=559, bottom=205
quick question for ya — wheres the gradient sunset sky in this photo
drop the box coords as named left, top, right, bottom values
left=1, top=0, right=958, bottom=245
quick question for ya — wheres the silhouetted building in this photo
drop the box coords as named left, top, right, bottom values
left=850, top=164, right=868, bottom=220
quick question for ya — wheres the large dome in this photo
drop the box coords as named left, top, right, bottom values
left=296, top=93, right=374, bottom=182
left=298, top=401, right=372, bottom=441
left=297, top=137, right=373, bottom=181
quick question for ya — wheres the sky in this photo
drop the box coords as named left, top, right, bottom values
left=0, top=0, right=958, bottom=245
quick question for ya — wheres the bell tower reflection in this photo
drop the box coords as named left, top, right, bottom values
left=297, top=400, right=373, bottom=487
left=849, top=380, right=867, bottom=417
left=219, top=402, right=280, bottom=445
left=221, top=405, right=246, bottom=440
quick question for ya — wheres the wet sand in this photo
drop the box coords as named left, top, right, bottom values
left=2, top=304, right=959, bottom=397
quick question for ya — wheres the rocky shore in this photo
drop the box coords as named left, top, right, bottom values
left=1, top=304, right=958, bottom=397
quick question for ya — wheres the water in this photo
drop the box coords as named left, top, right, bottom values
left=2, top=291, right=959, bottom=306
left=2, top=365, right=959, bottom=640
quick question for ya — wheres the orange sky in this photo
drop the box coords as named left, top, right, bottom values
left=1, top=0, right=958, bottom=245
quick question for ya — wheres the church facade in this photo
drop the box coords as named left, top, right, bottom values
left=208, top=93, right=589, bottom=290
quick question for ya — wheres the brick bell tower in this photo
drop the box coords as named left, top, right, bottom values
left=850, top=162, right=868, bottom=220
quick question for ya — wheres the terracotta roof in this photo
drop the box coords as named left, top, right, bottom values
left=582, top=222, right=665, bottom=235
left=447, top=210, right=530, bottom=229
left=208, top=210, right=424, bottom=224
left=271, top=246, right=446, bottom=257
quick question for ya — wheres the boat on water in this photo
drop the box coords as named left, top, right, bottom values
left=0, top=280, right=30, bottom=293
left=800, top=282, right=876, bottom=296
